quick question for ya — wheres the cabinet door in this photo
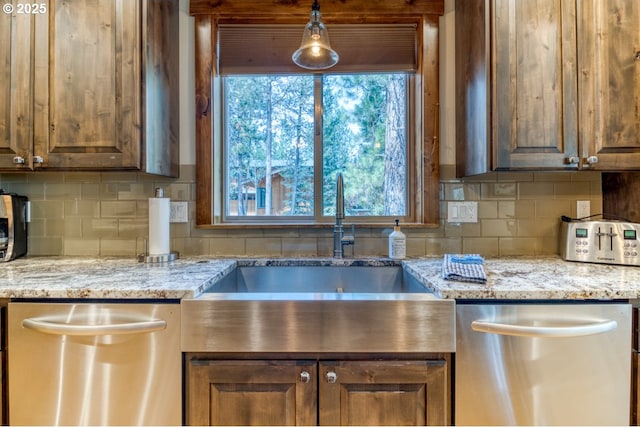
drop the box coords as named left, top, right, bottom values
left=493, top=0, right=578, bottom=169
left=578, top=0, right=640, bottom=170
left=0, top=5, right=33, bottom=169
left=32, top=0, right=141, bottom=169
left=319, top=360, right=449, bottom=426
left=187, top=360, right=318, bottom=426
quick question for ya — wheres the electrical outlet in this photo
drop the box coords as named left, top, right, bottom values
left=170, top=202, right=189, bottom=223
left=447, top=201, right=478, bottom=223
left=577, top=200, right=590, bottom=219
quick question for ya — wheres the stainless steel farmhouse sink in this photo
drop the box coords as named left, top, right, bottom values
left=202, top=265, right=428, bottom=293
left=181, top=263, right=455, bottom=353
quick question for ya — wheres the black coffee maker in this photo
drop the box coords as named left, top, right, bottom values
left=0, top=190, right=28, bottom=262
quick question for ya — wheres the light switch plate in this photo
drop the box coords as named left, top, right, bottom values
left=170, top=201, right=189, bottom=223
left=447, top=201, right=478, bottom=223
left=577, top=200, right=590, bottom=219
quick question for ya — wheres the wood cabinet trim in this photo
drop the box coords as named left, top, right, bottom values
left=189, top=0, right=445, bottom=17
left=194, top=15, right=214, bottom=225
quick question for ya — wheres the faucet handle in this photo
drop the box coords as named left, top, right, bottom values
left=350, top=224, right=355, bottom=256
left=340, top=224, right=356, bottom=257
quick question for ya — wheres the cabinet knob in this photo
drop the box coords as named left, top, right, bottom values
left=585, top=156, right=599, bottom=165
left=635, top=51, right=640, bottom=62
left=299, top=371, right=311, bottom=383
left=567, top=156, right=580, bottom=165
left=33, top=156, right=44, bottom=164
left=326, top=371, right=337, bottom=384
left=12, top=156, right=25, bottom=164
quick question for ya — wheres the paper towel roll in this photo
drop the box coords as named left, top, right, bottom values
left=149, top=197, right=170, bottom=255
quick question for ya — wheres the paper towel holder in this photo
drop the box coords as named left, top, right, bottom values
left=138, top=187, right=179, bottom=263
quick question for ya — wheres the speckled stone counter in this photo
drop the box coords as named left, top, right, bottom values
left=403, top=256, right=640, bottom=300
left=0, top=257, right=236, bottom=299
left=1, top=256, right=639, bottom=300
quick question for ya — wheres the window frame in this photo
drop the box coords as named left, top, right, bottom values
left=192, top=9, right=441, bottom=228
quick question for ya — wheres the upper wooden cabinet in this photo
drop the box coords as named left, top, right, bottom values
left=1, top=0, right=178, bottom=176
left=0, top=5, right=33, bottom=168
left=578, top=0, right=640, bottom=170
left=456, top=0, right=640, bottom=175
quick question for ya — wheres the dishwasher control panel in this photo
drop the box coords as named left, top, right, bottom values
left=561, top=220, right=640, bottom=266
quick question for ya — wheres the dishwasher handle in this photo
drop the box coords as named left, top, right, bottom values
left=471, top=318, right=617, bottom=338
left=22, top=317, right=167, bottom=336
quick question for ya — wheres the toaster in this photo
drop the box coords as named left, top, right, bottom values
left=560, top=219, right=640, bottom=266
left=0, top=192, right=28, bottom=262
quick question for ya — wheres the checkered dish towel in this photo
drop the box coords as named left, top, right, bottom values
left=442, top=254, right=487, bottom=284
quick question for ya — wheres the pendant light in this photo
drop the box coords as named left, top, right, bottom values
left=292, top=0, right=339, bottom=70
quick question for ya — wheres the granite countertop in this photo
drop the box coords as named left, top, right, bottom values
left=403, top=257, right=640, bottom=300
left=0, top=257, right=236, bottom=299
left=1, top=255, right=640, bottom=300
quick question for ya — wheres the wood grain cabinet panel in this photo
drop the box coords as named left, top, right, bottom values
left=456, top=0, right=578, bottom=175
left=0, top=0, right=178, bottom=175
left=578, top=0, right=640, bottom=170
left=186, top=358, right=449, bottom=426
left=319, top=360, right=448, bottom=426
left=456, top=0, right=640, bottom=175
left=33, top=0, right=141, bottom=170
left=187, top=360, right=318, bottom=426
left=0, top=5, right=33, bottom=168
left=492, top=0, right=578, bottom=170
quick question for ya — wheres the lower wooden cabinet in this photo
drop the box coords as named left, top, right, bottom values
left=633, top=306, right=639, bottom=426
left=187, top=360, right=318, bottom=426
left=186, top=358, right=449, bottom=426
left=319, top=360, right=448, bottom=426
left=633, top=351, right=639, bottom=425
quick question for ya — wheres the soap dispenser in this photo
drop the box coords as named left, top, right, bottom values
left=388, top=219, right=406, bottom=259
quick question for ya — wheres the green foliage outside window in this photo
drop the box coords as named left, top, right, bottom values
left=224, top=73, right=407, bottom=219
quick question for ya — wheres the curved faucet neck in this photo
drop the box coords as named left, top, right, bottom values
left=336, top=172, right=344, bottom=221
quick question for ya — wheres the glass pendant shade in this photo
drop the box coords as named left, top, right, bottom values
left=292, top=1, right=339, bottom=70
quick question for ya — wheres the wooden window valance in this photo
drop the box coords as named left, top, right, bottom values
left=218, top=24, right=419, bottom=75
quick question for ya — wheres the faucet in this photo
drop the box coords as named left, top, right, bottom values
left=333, top=173, right=355, bottom=258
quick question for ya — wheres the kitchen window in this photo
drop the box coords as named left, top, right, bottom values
left=193, top=15, right=441, bottom=227
left=223, top=73, right=411, bottom=222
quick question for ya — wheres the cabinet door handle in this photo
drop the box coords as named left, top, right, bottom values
left=326, top=371, right=337, bottom=383
left=299, top=371, right=311, bottom=383
left=585, top=156, right=598, bottom=165
left=12, top=156, right=25, bottom=165
left=635, top=51, right=640, bottom=62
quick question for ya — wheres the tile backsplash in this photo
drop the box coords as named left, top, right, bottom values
left=0, top=165, right=602, bottom=258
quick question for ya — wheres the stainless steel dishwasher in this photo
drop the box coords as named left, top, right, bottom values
left=7, top=301, right=181, bottom=426
left=456, top=302, right=631, bottom=426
